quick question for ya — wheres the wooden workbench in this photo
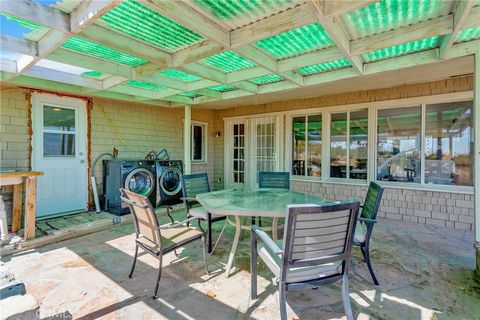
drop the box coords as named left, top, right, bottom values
left=0, top=171, right=43, bottom=240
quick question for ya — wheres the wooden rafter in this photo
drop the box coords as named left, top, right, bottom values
left=321, top=0, right=380, bottom=17
left=439, top=0, right=475, bottom=59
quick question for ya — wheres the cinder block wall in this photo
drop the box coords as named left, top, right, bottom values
left=0, top=89, right=215, bottom=224
left=213, top=76, right=475, bottom=230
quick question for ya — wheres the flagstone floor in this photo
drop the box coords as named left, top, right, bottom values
left=1, top=210, right=479, bottom=320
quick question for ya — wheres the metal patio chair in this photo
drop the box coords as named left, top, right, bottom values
left=354, top=181, right=384, bottom=285
left=258, top=171, right=290, bottom=239
left=251, top=201, right=360, bottom=320
left=120, top=188, right=209, bottom=299
left=181, top=173, right=226, bottom=253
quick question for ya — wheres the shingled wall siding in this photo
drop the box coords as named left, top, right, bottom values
left=213, top=76, right=475, bottom=230
left=290, top=181, right=474, bottom=231
left=0, top=89, right=215, bottom=225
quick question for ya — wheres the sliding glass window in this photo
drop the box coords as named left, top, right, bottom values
left=377, top=106, right=421, bottom=183
left=330, top=110, right=368, bottom=180
left=292, top=114, right=322, bottom=177
left=425, top=101, right=473, bottom=186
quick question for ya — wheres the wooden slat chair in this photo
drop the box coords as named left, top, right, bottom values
left=258, top=171, right=290, bottom=239
left=251, top=201, right=360, bottom=320
left=181, top=173, right=226, bottom=253
left=120, top=188, right=209, bottom=299
left=354, top=181, right=384, bottom=285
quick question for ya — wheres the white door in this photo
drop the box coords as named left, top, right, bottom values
left=224, top=116, right=283, bottom=189
left=32, top=93, right=87, bottom=217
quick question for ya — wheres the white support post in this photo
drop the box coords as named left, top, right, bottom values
left=474, top=51, right=480, bottom=241
left=184, top=105, right=192, bottom=175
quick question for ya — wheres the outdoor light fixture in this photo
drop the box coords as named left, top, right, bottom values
left=215, top=131, right=221, bottom=138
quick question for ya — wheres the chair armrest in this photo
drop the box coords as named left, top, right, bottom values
left=252, top=225, right=283, bottom=257
left=159, top=217, right=198, bottom=229
left=181, top=197, right=198, bottom=202
left=358, top=217, right=377, bottom=224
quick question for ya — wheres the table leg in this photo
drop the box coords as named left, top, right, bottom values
left=272, top=217, right=278, bottom=240
left=24, top=177, right=37, bottom=240
left=12, top=183, right=23, bottom=232
left=225, top=215, right=241, bottom=278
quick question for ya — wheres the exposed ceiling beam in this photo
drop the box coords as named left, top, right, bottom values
left=179, top=63, right=227, bottom=83
left=0, top=59, right=18, bottom=74
left=137, top=0, right=231, bottom=48
left=0, top=34, right=37, bottom=56
left=192, top=88, right=222, bottom=99
left=439, top=0, right=475, bottom=59
left=230, top=81, right=259, bottom=94
left=226, top=66, right=271, bottom=83
left=321, top=0, right=379, bottom=17
left=308, top=0, right=364, bottom=74
left=187, top=79, right=219, bottom=91
left=25, top=65, right=103, bottom=89
left=172, top=41, right=225, bottom=67
left=230, top=3, right=317, bottom=48
left=277, top=47, right=340, bottom=72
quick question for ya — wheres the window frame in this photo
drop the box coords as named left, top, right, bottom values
left=291, top=113, right=323, bottom=179
left=191, top=121, right=207, bottom=163
left=284, top=91, right=473, bottom=193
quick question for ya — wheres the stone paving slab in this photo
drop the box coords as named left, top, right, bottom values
left=1, top=213, right=479, bottom=320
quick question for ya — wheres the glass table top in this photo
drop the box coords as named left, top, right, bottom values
left=196, top=188, right=330, bottom=217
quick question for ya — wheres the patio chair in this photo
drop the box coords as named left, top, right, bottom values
left=354, top=181, right=384, bottom=285
left=251, top=201, right=360, bottom=320
left=258, top=171, right=290, bottom=238
left=120, top=188, right=209, bottom=299
left=181, top=173, right=226, bottom=253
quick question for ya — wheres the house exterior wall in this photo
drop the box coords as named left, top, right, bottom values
left=213, top=75, right=475, bottom=231
left=0, top=88, right=215, bottom=225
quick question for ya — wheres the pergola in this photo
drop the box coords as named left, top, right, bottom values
left=0, top=0, right=479, bottom=108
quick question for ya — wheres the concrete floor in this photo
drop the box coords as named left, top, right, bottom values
left=1, top=211, right=479, bottom=320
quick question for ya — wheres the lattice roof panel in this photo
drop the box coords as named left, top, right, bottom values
left=159, top=69, right=202, bottom=82
left=342, top=0, right=451, bottom=40
left=363, top=36, right=440, bottom=62
left=202, top=51, right=257, bottom=72
left=209, top=84, right=236, bottom=92
left=255, top=23, right=334, bottom=60
left=249, top=74, right=283, bottom=85
left=62, top=36, right=148, bottom=67
left=296, top=59, right=351, bottom=76
left=99, top=0, right=204, bottom=52
left=456, top=26, right=480, bottom=43
left=1, top=14, right=49, bottom=41
left=179, top=92, right=201, bottom=98
left=125, top=80, right=165, bottom=90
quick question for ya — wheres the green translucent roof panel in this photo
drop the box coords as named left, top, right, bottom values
left=82, top=71, right=103, bottom=77
left=249, top=74, right=282, bottom=85
left=296, top=59, right=351, bottom=76
left=159, top=69, right=202, bottom=82
left=345, top=0, right=445, bottom=39
left=363, top=36, right=440, bottom=62
left=100, top=0, right=203, bottom=52
left=209, top=84, right=235, bottom=92
left=203, top=51, right=256, bottom=72
left=193, top=0, right=293, bottom=20
left=126, top=80, right=165, bottom=90
left=255, top=23, right=334, bottom=60
left=2, top=14, right=49, bottom=41
left=179, top=92, right=200, bottom=98
left=62, top=37, right=148, bottom=67
left=456, top=27, right=480, bottom=43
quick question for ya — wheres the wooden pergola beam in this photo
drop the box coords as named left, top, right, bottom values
left=321, top=0, right=379, bottom=17
left=439, top=0, right=475, bottom=59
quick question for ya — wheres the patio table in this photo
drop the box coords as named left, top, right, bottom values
left=196, top=188, right=328, bottom=277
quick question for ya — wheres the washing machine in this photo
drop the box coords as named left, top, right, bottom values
left=155, top=160, right=183, bottom=206
left=103, top=159, right=156, bottom=215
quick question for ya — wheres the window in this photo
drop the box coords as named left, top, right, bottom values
left=43, top=106, right=76, bottom=156
left=292, top=114, right=322, bottom=177
left=330, top=110, right=368, bottom=180
left=425, top=101, right=473, bottom=186
left=233, top=123, right=245, bottom=183
left=377, top=106, right=421, bottom=183
left=191, top=123, right=206, bottom=162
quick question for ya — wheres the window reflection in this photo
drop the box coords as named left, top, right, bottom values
left=330, top=112, right=347, bottom=178
left=425, top=101, right=473, bottom=186
left=377, top=106, right=421, bottom=183
left=350, top=110, right=368, bottom=180
left=307, top=115, right=322, bottom=177
left=292, top=117, right=306, bottom=175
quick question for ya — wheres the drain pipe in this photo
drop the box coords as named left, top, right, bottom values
left=91, top=153, right=114, bottom=213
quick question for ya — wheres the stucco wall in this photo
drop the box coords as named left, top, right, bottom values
left=0, top=88, right=215, bottom=225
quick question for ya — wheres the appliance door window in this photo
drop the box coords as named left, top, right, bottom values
left=160, top=167, right=182, bottom=195
left=125, top=169, right=154, bottom=196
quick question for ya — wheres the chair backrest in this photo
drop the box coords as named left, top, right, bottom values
left=120, top=188, right=162, bottom=248
left=258, top=172, right=290, bottom=189
left=282, top=201, right=360, bottom=280
left=361, top=182, right=384, bottom=220
left=181, top=173, right=210, bottom=208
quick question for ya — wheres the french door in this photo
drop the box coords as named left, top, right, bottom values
left=224, top=115, right=283, bottom=189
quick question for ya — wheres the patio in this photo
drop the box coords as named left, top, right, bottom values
left=1, top=211, right=478, bottom=319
